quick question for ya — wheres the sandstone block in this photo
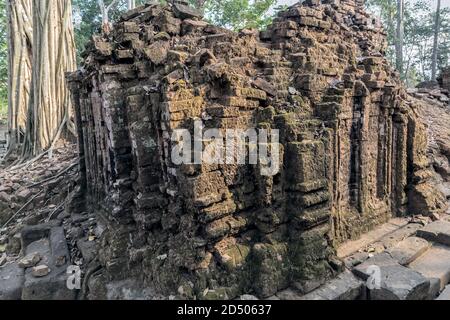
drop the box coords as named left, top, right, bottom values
left=353, top=253, right=430, bottom=300
left=409, top=245, right=450, bottom=291
left=18, top=252, right=42, bottom=269
left=416, top=220, right=450, bottom=246
left=173, top=3, right=203, bottom=20
left=388, top=236, right=430, bottom=265
left=436, top=285, right=450, bottom=300
left=299, top=270, right=365, bottom=300
left=32, top=265, right=50, bottom=278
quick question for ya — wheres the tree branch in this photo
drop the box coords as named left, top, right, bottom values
left=106, top=0, right=120, bottom=12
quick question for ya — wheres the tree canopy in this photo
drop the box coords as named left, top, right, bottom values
left=366, top=0, right=450, bottom=85
left=1, top=0, right=450, bottom=120
left=0, top=1, right=8, bottom=121
left=204, top=0, right=278, bottom=31
left=71, top=0, right=282, bottom=58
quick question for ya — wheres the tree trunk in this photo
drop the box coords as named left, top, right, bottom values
left=6, top=0, right=33, bottom=156
left=395, top=0, right=404, bottom=77
left=21, top=0, right=77, bottom=158
left=127, top=0, right=135, bottom=10
left=431, top=0, right=441, bottom=81
left=98, top=0, right=119, bottom=35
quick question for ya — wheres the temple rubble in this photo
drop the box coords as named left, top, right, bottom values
left=60, top=0, right=449, bottom=299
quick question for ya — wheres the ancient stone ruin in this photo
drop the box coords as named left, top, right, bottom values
left=67, top=0, right=447, bottom=299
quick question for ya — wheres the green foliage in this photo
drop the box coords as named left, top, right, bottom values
left=205, top=0, right=277, bottom=31
left=366, top=0, right=450, bottom=86
left=2, top=0, right=449, bottom=122
left=0, top=0, right=286, bottom=123
left=72, top=0, right=102, bottom=62
left=71, top=0, right=279, bottom=60
left=0, top=0, right=7, bottom=122
left=72, top=0, right=132, bottom=62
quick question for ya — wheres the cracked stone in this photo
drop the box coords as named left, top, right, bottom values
left=32, top=265, right=51, bottom=278
left=18, top=252, right=42, bottom=269
left=436, top=285, right=450, bottom=300
left=416, top=220, right=450, bottom=246
left=409, top=244, right=450, bottom=291
left=388, top=237, right=430, bottom=265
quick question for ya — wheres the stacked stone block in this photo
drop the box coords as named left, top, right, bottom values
left=67, top=0, right=446, bottom=299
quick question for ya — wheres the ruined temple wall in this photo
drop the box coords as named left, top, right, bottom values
left=68, top=0, right=446, bottom=299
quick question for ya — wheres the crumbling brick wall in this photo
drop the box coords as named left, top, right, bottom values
left=67, top=0, right=446, bottom=299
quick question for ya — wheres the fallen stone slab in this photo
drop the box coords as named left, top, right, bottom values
left=377, top=223, right=423, bottom=249
left=369, top=265, right=430, bottom=300
left=343, top=224, right=425, bottom=268
left=66, top=0, right=449, bottom=298
left=337, top=218, right=410, bottom=258
left=105, top=279, right=160, bottom=300
left=32, top=265, right=51, bottom=277
left=352, top=252, right=398, bottom=280
left=21, top=221, right=61, bottom=249
left=18, top=252, right=42, bottom=268
left=299, top=270, right=365, bottom=300
left=173, top=3, right=203, bottom=20
left=275, top=288, right=303, bottom=300
left=416, top=220, right=450, bottom=246
left=388, top=237, right=430, bottom=265
left=409, top=244, right=450, bottom=291
left=352, top=253, right=429, bottom=300
left=76, top=238, right=97, bottom=263
left=0, top=262, right=25, bottom=300
left=436, top=285, right=450, bottom=300
left=239, top=294, right=259, bottom=300
left=21, top=225, right=76, bottom=300
left=428, top=278, right=441, bottom=300
left=343, top=251, right=370, bottom=268
left=0, top=253, right=7, bottom=266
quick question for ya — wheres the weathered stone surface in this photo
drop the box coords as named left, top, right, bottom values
left=77, top=238, right=97, bottom=263
left=239, top=294, right=259, bottom=300
left=173, top=3, right=203, bottom=20
left=299, top=270, right=365, bottom=300
left=409, top=245, right=450, bottom=291
left=388, top=237, right=430, bottom=266
left=343, top=251, right=370, bottom=268
left=337, top=218, right=409, bottom=258
left=428, top=278, right=442, bottom=300
left=368, top=265, right=429, bottom=300
left=32, top=265, right=50, bottom=277
left=413, top=78, right=450, bottom=216
left=352, top=252, right=398, bottom=280
left=21, top=226, right=75, bottom=300
left=66, top=1, right=445, bottom=299
left=18, top=252, right=42, bottom=269
left=275, top=288, right=303, bottom=300
left=6, top=233, right=21, bottom=255
left=0, top=262, right=25, bottom=300
left=252, top=242, right=290, bottom=298
left=416, top=221, right=450, bottom=246
left=436, top=285, right=450, bottom=300
left=352, top=252, right=430, bottom=300
left=0, top=253, right=6, bottom=267
left=377, top=224, right=423, bottom=250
